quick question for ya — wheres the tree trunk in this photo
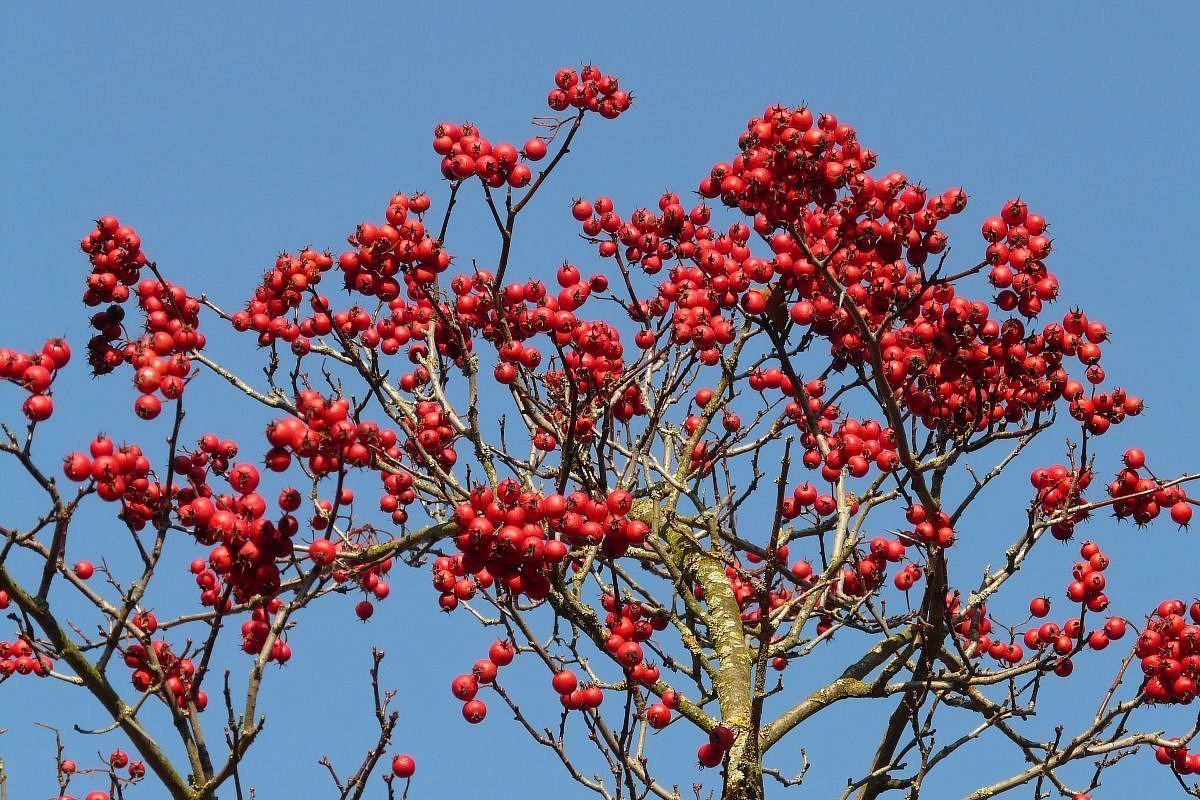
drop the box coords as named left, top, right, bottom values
left=723, top=733, right=765, bottom=800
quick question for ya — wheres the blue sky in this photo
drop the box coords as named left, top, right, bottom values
left=3, top=3, right=1200, bottom=799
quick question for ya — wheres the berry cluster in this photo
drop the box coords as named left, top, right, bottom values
left=1155, top=739, right=1200, bottom=775
left=62, top=437, right=163, bottom=526
left=1107, top=448, right=1193, bottom=526
left=983, top=199, right=1056, bottom=317
left=645, top=689, right=681, bottom=729
left=717, top=555, right=794, bottom=631
left=441, top=483, right=644, bottom=611
left=79, top=215, right=146, bottom=306
left=549, top=668, right=607, bottom=712
left=237, top=601, right=292, bottom=662
left=904, top=503, right=957, bottom=548
left=1064, top=540, right=1112, bottom=613
left=834, top=536, right=908, bottom=599
left=1065, top=379, right=1141, bottom=436
left=1030, top=463, right=1092, bottom=539
left=120, top=292, right=200, bottom=421
left=399, top=400, right=458, bottom=472
left=0, top=637, right=53, bottom=677
left=696, top=725, right=735, bottom=768
left=80, top=220, right=205, bottom=396
left=1136, top=599, right=1200, bottom=704
left=0, top=338, right=69, bottom=421
left=945, top=592, right=1019, bottom=664
left=547, top=65, right=631, bottom=118
left=599, top=593, right=665, bottom=682
left=339, top=192, right=445, bottom=290
left=124, top=639, right=206, bottom=711
left=811, top=416, right=899, bottom=480
left=167, top=437, right=299, bottom=606
left=1020, top=542, right=1127, bottom=669
left=52, top=749, right=146, bottom=800
left=445, top=639, right=517, bottom=724
left=574, top=105, right=1137, bottom=448
left=334, top=541, right=395, bottom=622
left=434, top=122, right=532, bottom=188
left=233, top=249, right=334, bottom=346
left=265, top=392, right=398, bottom=477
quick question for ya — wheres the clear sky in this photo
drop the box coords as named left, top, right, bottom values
left=3, top=3, right=1200, bottom=799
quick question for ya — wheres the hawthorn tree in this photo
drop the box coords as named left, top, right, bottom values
left=2, top=64, right=1199, bottom=800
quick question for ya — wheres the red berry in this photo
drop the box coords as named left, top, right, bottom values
left=646, top=703, right=671, bottom=729
left=462, top=699, right=487, bottom=723
left=451, top=673, right=479, bottom=701
left=391, top=754, right=416, bottom=778
left=488, top=640, right=515, bottom=666
left=551, top=669, right=578, bottom=695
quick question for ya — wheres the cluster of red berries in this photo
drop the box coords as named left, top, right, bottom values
left=63, top=437, right=164, bottom=525
left=52, top=750, right=145, bottom=800
left=880, top=286, right=1079, bottom=435
left=440, top=483, right=644, bottom=610
left=1019, top=543, right=1127, bottom=668
left=340, top=192, right=446, bottom=290
left=1107, top=448, right=1193, bottom=526
left=1063, top=540, right=1112, bottom=612
left=1030, top=464, right=1092, bottom=539
left=237, top=601, right=292, bottom=662
left=983, top=198, right=1055, bottom=318
left=574, top=192, right=694, bottom=271
left=701, top=108, right=879, bottom=223
left=823, top=536, right=908, bottom=602
left=265, top=392, right=397, bottom=477
left=168, top=438, right=293, bottom=605
left=231, top=195, right=444, bottom=352
left=430, top=551, right=483, bottom=612
left=124, top=639, right=206, bottom=711
left=450, top=263, right=647, bottom=440
left=810, top=416, right=900, bottom=480
left=904, top=503, right=957, bottom=548
left=600, top=593, right=665, bottom=681
left=547, top=65, right=631, bottom=118
left=574, top=104, right=1135, bottom=446
left=434, top=122, right=533, bottom=188
left=1065, top=379, right=1141, bottom=436
left=79, top=215, right=146, bottom=305
left=233, top=249, right=334, bottom=347
left=1136, top=599, right=1200, bottom=704
left=944, top=592, right=1021, bottom=664
left=545, top=318, right=634, bottom=402
left=0, top=637, right=53, bottom=677
left=645, top=689, right=681, bottom=729
left=447, top=639, right=517, bottom=724
left=549, top=667, right=606, bottom=712
left=117, top=291, right=200, bottom=420
left=1155, top=740, right=1200, bottom=774
left=399, top=400, right=458, bottom=473
left=80, top=220, right=205, bottom=395
left=778, top=479, right=839, bottom=519
left=350, top=562, right=395, bottom=620
left=696, top=725, right=736, bottom=768
left=717, top=553, right=795, bottom=632
left=0, top=338, right=69, bottom=422
left=581, top=200, right=743, bottom=365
